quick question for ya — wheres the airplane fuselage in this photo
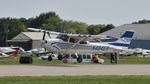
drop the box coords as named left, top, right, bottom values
left=44, top=39, right=122, bottom=54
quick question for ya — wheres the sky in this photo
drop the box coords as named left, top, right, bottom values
left=0, top=0, right=150, bottom=26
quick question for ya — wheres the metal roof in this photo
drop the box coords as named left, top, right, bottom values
left=100, top=24, right=150, bottom=40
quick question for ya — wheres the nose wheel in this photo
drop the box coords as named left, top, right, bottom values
left=77, top=56, right=83, bottom=63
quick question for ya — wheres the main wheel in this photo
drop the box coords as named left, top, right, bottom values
left=58, top=55, right=63, bottom=60
left=48, top=56, right=53, bottom=61
left=19, top=57, right=33, bottom=64
left=77, top=57, right=82, bottom=63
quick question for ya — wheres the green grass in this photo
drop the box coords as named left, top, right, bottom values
left=103, top=55, right=150, bottom=64
left=0, top=75, right=150, bottom=84
left=0, top=56, right=62, bottom=65
left=0, top=55, right=150, bottom=65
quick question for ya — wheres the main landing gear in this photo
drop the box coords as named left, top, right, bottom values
left=19, top=56, right=33, bottom=64
left=110, top=53, right=118, bottom=64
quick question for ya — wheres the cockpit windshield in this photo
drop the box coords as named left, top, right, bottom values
left=57, top=34, right=69, bottom=42
left=57, top=34, right=90, bottom=44
left=57, top=34, right=81, bottom=43
left=69, top=37, right=80, bottom=43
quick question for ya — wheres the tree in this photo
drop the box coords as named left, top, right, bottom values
left=0, top=24, right=8, bottom=47
left=0, top=18, right=27, bottom=40
left=132, top=19, right=150, bottom=24
left=28, top=12, right=62, bottom=31
left=87, top=24, right=114, bottom=35
left=100, top=24, right=115, bottom=33
left=19, top=18, right=28, bottom=27
left=62, top=20, right=88, bottom=34
left=7, top=18, right=27, bottom=39
left=87, top=25, right=102, bottom=35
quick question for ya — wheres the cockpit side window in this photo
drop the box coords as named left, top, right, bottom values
left=79, top=41, right=87, bottom=44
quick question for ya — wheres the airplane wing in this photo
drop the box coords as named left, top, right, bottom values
left=27, top=28, right=109, bottom=40
left=28, top=28, right=63, bottom=35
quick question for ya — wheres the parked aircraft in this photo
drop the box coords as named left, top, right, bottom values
left=0, top=47, right=19, bottom=57
left=0, top=52, right=10, bottom=58
left=25, top=28, right=134, bottom=63
left=132, top=48, right=150, bottom=58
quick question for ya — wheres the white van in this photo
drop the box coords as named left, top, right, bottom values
left=62, top=53, right=93, bottom=63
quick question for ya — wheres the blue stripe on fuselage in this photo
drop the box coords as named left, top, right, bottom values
left=109, top=43, right=129, bottom=47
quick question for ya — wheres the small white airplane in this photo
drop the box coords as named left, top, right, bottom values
left=133, top=48, right=150, bottom=58
left=28, top=28, right=135, bottom=62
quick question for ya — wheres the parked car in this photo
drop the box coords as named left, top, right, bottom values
left=40, top=53, right=58, bottom=61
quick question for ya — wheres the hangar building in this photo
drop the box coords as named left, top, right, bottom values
left=7, top=32, right=57, bottom=50
left=101, top=24, right=150, bottom=49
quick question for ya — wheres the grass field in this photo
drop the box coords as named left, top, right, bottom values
left=0, top=55, right=150, bottom=65
left=0, top=56, right=150, bottom=84
left=0, top=56, right=62, bottom=65
left=0, top=75, right=150, bottom=84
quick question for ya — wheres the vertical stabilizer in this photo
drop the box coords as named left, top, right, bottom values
left=109, top=30, right=135, bottom=47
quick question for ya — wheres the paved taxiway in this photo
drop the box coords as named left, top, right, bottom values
left=0, top=64, right=150, bottom=76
